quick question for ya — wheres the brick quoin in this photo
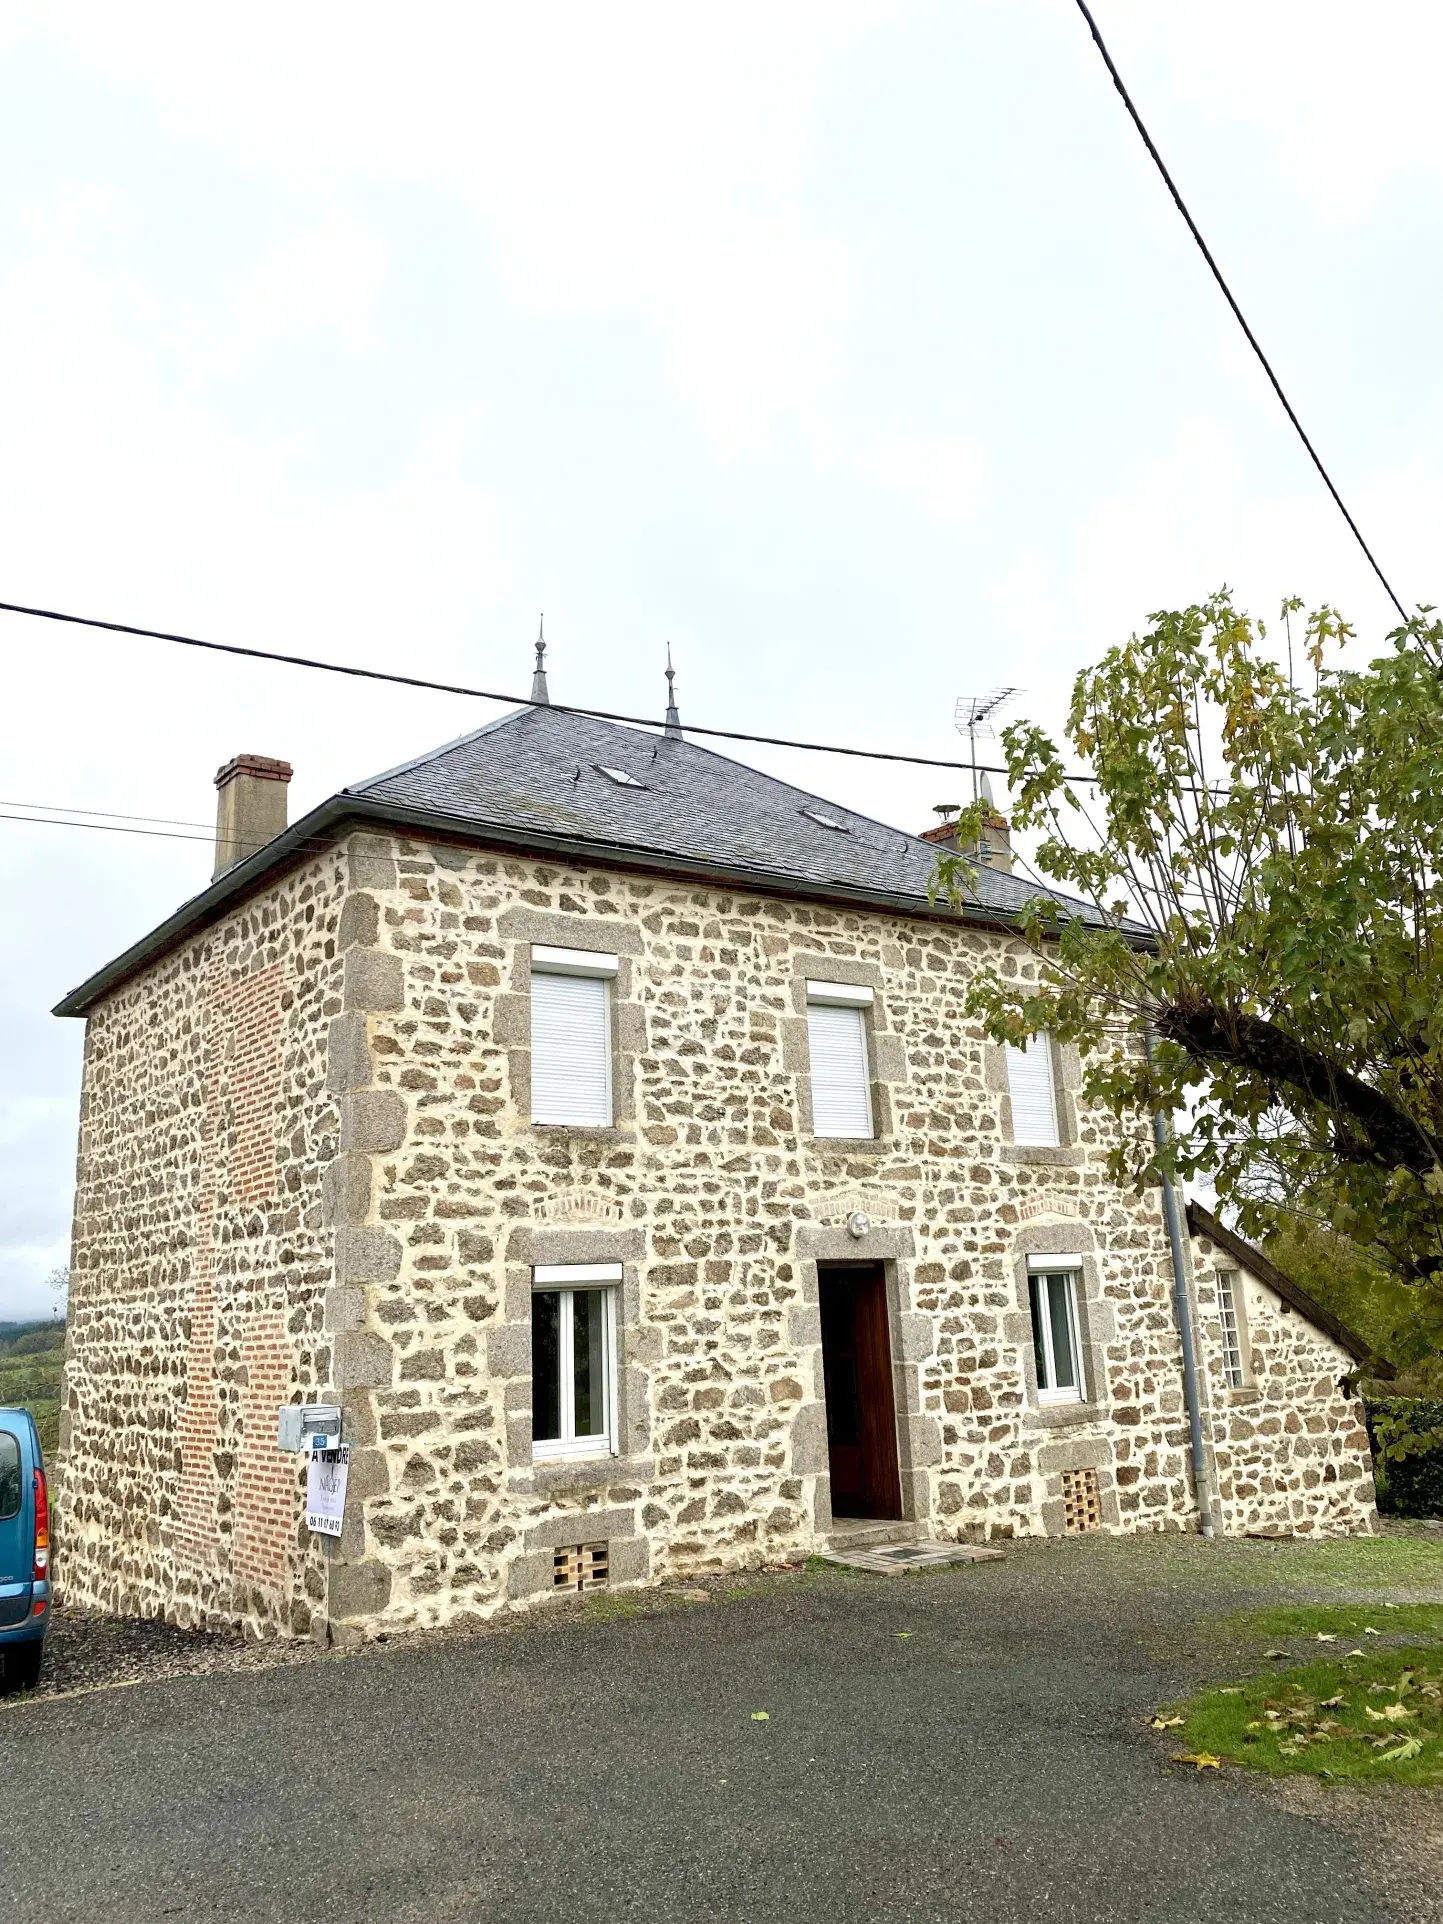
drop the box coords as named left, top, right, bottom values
left=235, top=1309, right=295, bottom=1589
left=175, top=963, right=285, bottom=1578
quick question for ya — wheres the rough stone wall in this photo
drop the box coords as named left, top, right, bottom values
left=314, top=831, right=1374, bottom=1641
left=57, top=826, right=1378, bottom=1646
left=1190, top=1235, right=1378, bottom=1536
left=57, top=848, right=350, bottom=1636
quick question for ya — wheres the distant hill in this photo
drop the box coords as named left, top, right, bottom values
left=0, top=1319, right=65, bottom=1455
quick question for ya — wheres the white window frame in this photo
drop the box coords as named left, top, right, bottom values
left=1004, top=1036, right=1061, bottom=1148
left=1026, top=1256, right=1085, bottom=1405
left=804, top=982, right=875, bottom=1141
left=529, top=946, right=619, bottom=1127
left=1217, top=1269, right=1247, bottom=1389
left=530, top=1263, right=621, bottom=1460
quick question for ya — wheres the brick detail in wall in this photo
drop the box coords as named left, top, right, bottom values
left=174, top=963, right=285, bottom=1575
left=235, top=1308, right=295, bottom=1588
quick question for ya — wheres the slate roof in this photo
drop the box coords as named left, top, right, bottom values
left=55, top=701, right=1120, bottom=1015
left=349, top=703, right=1104, bottom=926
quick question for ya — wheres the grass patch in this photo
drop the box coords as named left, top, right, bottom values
left=1230, top=1603, right=1443, bottom=1642
left=1162, top=1646, right=1443, bottom=1786
left=581, top=1593, right=644, bottom=1623
left=1240, top=1535, right=1443, bottom=1589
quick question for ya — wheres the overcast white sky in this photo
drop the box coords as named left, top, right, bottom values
left=3, top=2, right=1440, bottom=1318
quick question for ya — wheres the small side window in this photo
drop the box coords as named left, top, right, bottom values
left=1217, top=1270, right=1247, bottom=1389
left=0, top=1433, right=21, bottom=1521
left=1027, top=1264, right=1084, bottom=1404
left=1005, top=1037, right=1060, bottom=1147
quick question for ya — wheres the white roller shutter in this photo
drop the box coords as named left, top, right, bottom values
left=1005, top=1038, right=1060, bottom=1146
left=807, top=1003, right=873, bottom=1139
left=531, top=971, right=612, bottom=1125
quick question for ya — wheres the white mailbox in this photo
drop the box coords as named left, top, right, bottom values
left=277, top=1403, right=343, bottom=1454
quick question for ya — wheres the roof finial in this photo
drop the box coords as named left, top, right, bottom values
left=531, top=615, right=550, bottom=706
left=663, top=642, right=682, bottom=739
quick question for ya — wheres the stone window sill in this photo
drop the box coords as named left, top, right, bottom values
left=530, top=1124, right=632, bottom=1144
left=1001, top=1144, right=1084, bottom=1168
left=1227, top=1385, right=1261, bottom=1405
left=1024, top=1400, right=1098, bottom=1430
left=809, top=1136, right=890, bottom=1157
left=523, top=1453, right=654, bottom=1496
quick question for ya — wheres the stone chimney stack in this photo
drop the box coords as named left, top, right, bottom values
left=919, top=802, right=1015, bottom=874
left=213, top=754, right=292, bottom=879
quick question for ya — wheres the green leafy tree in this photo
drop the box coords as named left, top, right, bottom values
left=943, top=590, right=1443, bottom=1296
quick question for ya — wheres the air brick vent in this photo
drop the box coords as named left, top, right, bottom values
left=554, top=1542, right=610, bottom=1592
left=1061, top=1467, right=1102, bottom=1534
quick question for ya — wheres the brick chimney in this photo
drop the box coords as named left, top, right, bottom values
left=213, top=754, right=292, bottom=879
left=920, top=803, right=1015, bottom=874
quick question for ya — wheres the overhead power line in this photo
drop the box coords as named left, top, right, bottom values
left=0, top=595, right=1029, bottom=778
left=1071, top=0, right=1407, bottom=622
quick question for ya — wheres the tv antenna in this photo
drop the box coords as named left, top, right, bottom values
left=955, top=688, right=1020, bottom=806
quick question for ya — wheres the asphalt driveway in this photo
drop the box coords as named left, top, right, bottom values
left=5, top=1535, right=1440, bottom=1924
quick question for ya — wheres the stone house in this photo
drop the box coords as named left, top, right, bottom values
left=51, top=662, right=1386, bottom=1642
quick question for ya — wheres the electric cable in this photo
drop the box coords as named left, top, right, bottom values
left=1072, top=0, right=1407, bottom=621
left=0, top=595, right=1025, bottom=778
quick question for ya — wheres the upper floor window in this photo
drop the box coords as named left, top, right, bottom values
left=1028, top=1258, right=1084, bottom=1404
left=1217, top=1269, right=1247, bottom=1388
left=806, top=981, right=874, bottom=1140
left=530, top=945, right=619, bottom=1127
left=531, top=1263, right=620, bottom=1459
left=1005, top=1037, right=1060, bottom=1147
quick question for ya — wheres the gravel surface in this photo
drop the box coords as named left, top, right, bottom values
left=1, top=1532, right=1440, bottom=1924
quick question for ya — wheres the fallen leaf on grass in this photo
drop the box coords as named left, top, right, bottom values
left=1365, top=1627, right=1381, bottom=1637
left=1264, top=1649, right=1289, bottom=1659
left=1376, top=1734, right=1423, bottom=1763
left=1365, top=1704, right=1415, bottom=1723
left=1315, top=1633, right=1338, bottom=1643
left=1321, top=1695, right=1346, bottom=1709
left=1150, top=1715, right=1185, bottom=1729
left=1344, top=1650, right=1367, bottom=1659
left=1219, top=1687, right=1243, bottom=1695
left=1173, top=1752, right=1222, bottom=1770
left=750, top=1711, right=770, bottom=1722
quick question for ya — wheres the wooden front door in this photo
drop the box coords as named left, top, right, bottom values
left=819, top=1264, right=902, bottom=1519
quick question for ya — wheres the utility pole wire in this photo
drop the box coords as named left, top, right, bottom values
left=1072, top=0, right=1407, bottom=622
left=0, top=595, right=1050, bottom=780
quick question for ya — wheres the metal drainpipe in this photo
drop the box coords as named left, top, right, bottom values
left=1147, top=1034, right=1216, bottom=1538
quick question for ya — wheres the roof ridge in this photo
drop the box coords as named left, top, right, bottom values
left=345, top=703, right=544, bottom=795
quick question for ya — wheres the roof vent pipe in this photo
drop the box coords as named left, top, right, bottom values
left=213, top=754, right=292, bottom=879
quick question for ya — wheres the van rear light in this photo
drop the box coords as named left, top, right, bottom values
left=32, top=1468, right=49, bottom=1580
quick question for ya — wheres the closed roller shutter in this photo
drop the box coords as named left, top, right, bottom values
left=807, top=1003, right=873, bottom=1139
left=1005, top=1038, right=1059, bottom=1146
left=531, top=971, right=611, bottom=1125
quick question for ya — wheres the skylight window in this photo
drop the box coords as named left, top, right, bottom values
left=801, top=807, right=849, bottom=832
left=595, top=765, right=648, bottom=789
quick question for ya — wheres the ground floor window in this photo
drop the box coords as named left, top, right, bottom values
left=1028, top=1261, right=1084, bottom=1404
left=531, top=1263, right=620, bottom=1458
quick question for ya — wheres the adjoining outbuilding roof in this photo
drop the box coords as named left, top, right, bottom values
left=1186, top=1202, right=1393, bottom=1377
left=54, top=699, right=1122, bottom=1017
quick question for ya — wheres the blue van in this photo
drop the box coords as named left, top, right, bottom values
left=0, top=1409, right=49, bottom=1691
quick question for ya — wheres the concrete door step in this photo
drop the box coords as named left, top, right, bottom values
left=818, top=1538, right=1006, bottom=1574
left=824, top=1518, right=920, bottom=1552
